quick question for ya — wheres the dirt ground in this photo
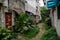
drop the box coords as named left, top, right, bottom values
left=18, top=23, right=46, bottom=40
left=31, top=23, right=46, bottom=40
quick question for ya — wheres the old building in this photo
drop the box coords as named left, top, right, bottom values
left=46, top=0, right=60, bottom=37
left=25, top=0, right=41, bottom=23
left=0, top=0, right=25, bottom=28
left=0, top=0, right=41, bottom=28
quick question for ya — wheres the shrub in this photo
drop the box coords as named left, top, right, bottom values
left=13, top=13, right=34, bottom=33
left=23, top=26, right=39, bottom=38
left=45, top=18, right=51, bottom=26
left=41, top=27, right=60, bottom=40
left=42, top=24, right=51, bottom=30
left=40, top=6, right=52, bottom=26
left=0, top=27, right=18, bottom=40
left=13, top=13, right=39, bottom=38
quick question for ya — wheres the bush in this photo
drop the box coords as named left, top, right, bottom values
left=13, top=13, right=34, bottom=33
left=0, top=24, right=17, bottom=40
left=13, top=13, right=39, bottom=38
left=42, top=24, right=51, bottom=30
left=40, top=6, right=52, bottom=26
left=41, top=27, right=60, bottom=40
left=23, top=26, right=39, bottom=38
left=45, top=18, right=51, bottom=26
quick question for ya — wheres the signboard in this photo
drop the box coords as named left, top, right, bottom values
left=46, top=0, right=59, bottom=8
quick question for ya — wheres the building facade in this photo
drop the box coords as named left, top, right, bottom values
left=25, top=0, right=41, bottom=23
left=46, top=0, right=60, bottom=37
left=0, top=0, right=41, bottom=28
left=0, top=0, right=25, bottom=29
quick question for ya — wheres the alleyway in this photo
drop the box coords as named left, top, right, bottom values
left=18, top=23, right=46, bottom=40
left=31, top=23, right=46, bottom=40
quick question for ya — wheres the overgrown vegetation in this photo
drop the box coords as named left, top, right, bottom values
left=0, top=13, right=39, bottom=40
left=13, top=13, right=39, bottom=38
left=40, top=6, right=51, bottom=26
left=42, top=23, right=51, bottom=30
left=23, top=26, right=39, bottom=38
left=41, top=27, right=60, bottom=40
left=0, top=25, right=18, bottom=40
left=40, top=6, right=60, bottom=40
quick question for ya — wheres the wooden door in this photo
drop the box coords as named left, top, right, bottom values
left=5, top=12, right=12, bottom=29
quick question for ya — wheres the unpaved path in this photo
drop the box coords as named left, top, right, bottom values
left=30, top=23, right=46, bottom=40
left=18, top=23, right=46, bottom=40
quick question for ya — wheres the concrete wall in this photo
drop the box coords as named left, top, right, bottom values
left=0, top=7, right=5, bottom=28
left=53, top=7, right=58, bottom=28
left=0, top=0, right=5, bottom=3
left=50, top=7, right=60, bottom=37
left=56, top=7, right=60, bottom=37
left=25, top=0, right=36, bottom=15
left=25, top=0, right=41, bottom=22
left=25, top=0, right=40, bottom=16
left=9, top=0, right=25, bottom=13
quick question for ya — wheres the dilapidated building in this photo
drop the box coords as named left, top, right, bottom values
left=25, top=0, right=41, bottom=23
left=46, top=0, right=60, bottom=37
left=0, top=0, right=25, bottom=28
left=0, top=0, right=41, bottom=28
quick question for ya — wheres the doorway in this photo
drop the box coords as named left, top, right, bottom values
left=5, top=12, right=12, bottom=29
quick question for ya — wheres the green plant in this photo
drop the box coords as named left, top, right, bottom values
left=42, top=24, right=51, bottom=30
left=13, top=13, right=34, bottom=33
left=23, top=26, right=39, bottom=38
left=13, top=13, right=39, bottom=38
left=0, top=27, right=18, bottom=40
left=40, top=6, right=51, bottom=26
left=45, top=18, right=51, bottom=26
left=41, top=27, right=60, bottom=40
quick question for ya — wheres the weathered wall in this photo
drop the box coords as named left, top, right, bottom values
left=25, top=0, right=40, bottom=16
left=9, top=0, right=25, bottom=13
left=50, top=7, right=60, bottom=37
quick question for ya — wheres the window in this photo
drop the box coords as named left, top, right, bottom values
left=57, top=5, right=60, bottom=19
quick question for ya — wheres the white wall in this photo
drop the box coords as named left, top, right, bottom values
left=54, top=7, right=58, bottom=28
left=39, top=0, right=44, bottom=7
left=51, top=7, right=60, bottom=37
left=57, top=20, right=60, bottom=37
left=3, top=0, right=8, bottom=7
left=25, top=0, right=41, bottom=20
left=25, top=0, right=41, bottom=15
left=9, top=0, right=25, bottom=13
left=56, top=7, right=60, bottom=37
left=1, top=8, right=5, bottom=28
left=0, top=0, right=4, bottom=3
left=25, top=0, right=37, bottom=15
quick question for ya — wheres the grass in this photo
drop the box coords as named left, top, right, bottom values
left=41, top=27, right=60, bottom=40
left=23, top=26, right=40, bottom=39
left=42, top=23, right=51, bottom=30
